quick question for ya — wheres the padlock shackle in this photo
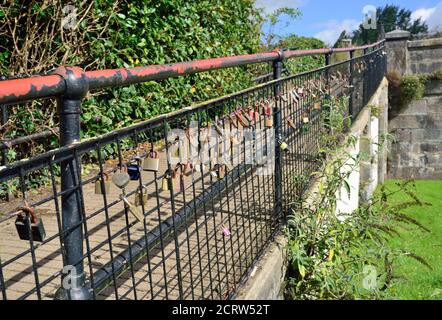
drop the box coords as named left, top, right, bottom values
left=118, top=163, right=128, bottom=172
left=99, top=172, right=109, bottom=181
left=18, top=205, right=38, bottom=224
left=148, top=149, right=158, bottom=159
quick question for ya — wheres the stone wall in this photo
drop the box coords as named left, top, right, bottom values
left=386, top=31, right=442, bottom=179
left=408, top=38, right=442, bottom=74
left=389, top=80, right=442, bottom=179
left=385, top=30, right=442, bottom=76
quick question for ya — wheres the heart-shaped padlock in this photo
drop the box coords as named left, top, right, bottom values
left=112, top=165, right=130, bottom=189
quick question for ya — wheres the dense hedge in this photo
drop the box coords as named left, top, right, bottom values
left=275, top=35, right=326, bottom=74
left=0, top=0, right=263, bottom=157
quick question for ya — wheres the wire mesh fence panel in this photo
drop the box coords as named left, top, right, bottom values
left=0, top=44, right=386, bottom=300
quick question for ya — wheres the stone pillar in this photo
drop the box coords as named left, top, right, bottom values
left=385, top=30, right=410, bottom=76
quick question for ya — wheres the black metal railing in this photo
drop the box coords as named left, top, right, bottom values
left=0, top=42, right=386, bottom=300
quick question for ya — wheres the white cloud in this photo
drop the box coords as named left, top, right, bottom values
left=410, top=2, right=442, bottom=31
left=254, top=0, right=308, bottom=14
left=426, top=2, right=442, bottom=31
left=411, top=7, right=436, bottom=22
left=314, top=19, right=360, bottom=46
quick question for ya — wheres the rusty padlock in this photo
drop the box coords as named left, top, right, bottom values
left=15, top=205, right=46, bottom=242
left=217, top=164, right=226, bottom=179
left=95, top=172, right=110, bottom=195
left=264, top=102, right=273, bottom=128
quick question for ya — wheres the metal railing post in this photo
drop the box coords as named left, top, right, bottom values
left=349, top=50, right=355, bottom=121
left=0, top=76, right=10, bottom=202
left=53, top=67, right=92, bottom=300
left=273, top=49, right=284, bottom=219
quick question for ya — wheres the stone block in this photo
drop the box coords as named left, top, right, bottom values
left=389, top=115, right=427, bottom=129
left=421, top=143, right=442, bottom=152
left=427, top=113, right=442, bottom=128
left=401, top=100, right=427, bottom=115
left=423, top=129, right=442, bottom=141
left=425, top=80, right=442, bottom=96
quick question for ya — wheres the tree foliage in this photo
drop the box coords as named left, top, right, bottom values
left=274, top=35, right=326, bottom=74
left=0, top=0, right=263, bottom=158
left=352, top=4, right=428, bottom=45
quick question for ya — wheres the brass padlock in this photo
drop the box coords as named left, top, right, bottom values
left=120, top=196, right=144, bottom=222
left=15, top=205, right=46, bottom=242
left=95, top=172, right=110, bottom=195
left=134, top=187, right=148, bottom=207
left=162, top=170, right=175, bottom=191
left=143, top=150, right=160, bottom=172
left=280, top=141, right=289, bottom=151
left=264, top=103, right=273, bottom=128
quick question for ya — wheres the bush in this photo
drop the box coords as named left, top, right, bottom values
left=274, top=35, right=326, bottom=74
left=0, top=0, right=263, bottom=157
left=387, top=72, right=424, bottom=118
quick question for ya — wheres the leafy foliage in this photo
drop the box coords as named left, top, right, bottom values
left=276, top=35, right=326, bottom=74
left=0, top=0, right=263, bottom=156
left=284, top=96, right=431, bottom=300
left=387, top=69, right=442, bottom=118
left=261, top=7, right=301, bottom=47
left=352, top=4, right=428, bottom=45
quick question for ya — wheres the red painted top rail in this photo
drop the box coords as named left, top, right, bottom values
left=0, top=40, right=385, bottom=105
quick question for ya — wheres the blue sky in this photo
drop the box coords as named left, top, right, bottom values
left=255, top=0, right=442, bottom=45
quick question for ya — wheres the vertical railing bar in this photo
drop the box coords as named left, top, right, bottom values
left=242, top=93, right=259, bottom=260
left=239, top=94, right=257, bottom=262
left=272, top=50, right=283, bottom=223
left=132, top=131, right=155, bottom=300
left=163, top=118, right=185, bottom=299
left=196, top=110, right=215, bottom=300
left=147, top=127, right=170, bottom=300
left=220, top=112, right=241, bottom=288
left=247, top=92, right=263, bottom=253
left=0, top=103, right=10, bottom=202
left=267, top=85, right=275, bottom=233
left=71, top=148, right=97, bottom=300
left=233, top=97, right=254, bottom=270
left=47, top=157, right=67, bottom=267
left=210, top=104, right=231, bottom=297
left=115, top=138, right=138, bottom=300
left=173, top=123, right=196, bottom=300
left=287, top=79, right=296, bottom=202
left=95, top=142, right=119, bottom=300
left=349, top=50, right=355, bottom=122
left=54, top=67, right=91, bottom=300
left=227, top=98, right=249, bottom=276
left=203, top=108, right=223, bottom=298
left=260, top=88, right=271, bottom=241
left=0, top=256, right=6, bottom=300
left=18, top=167, right=42, bottom=300
left=185, top=112, right=205, bottom=298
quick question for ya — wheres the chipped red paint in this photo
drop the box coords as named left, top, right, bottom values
left=0, top=40, right=385, bottom=104
left=86, top=52, right=278, bottom=89
left=0, top=75, right=65, bottom=104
